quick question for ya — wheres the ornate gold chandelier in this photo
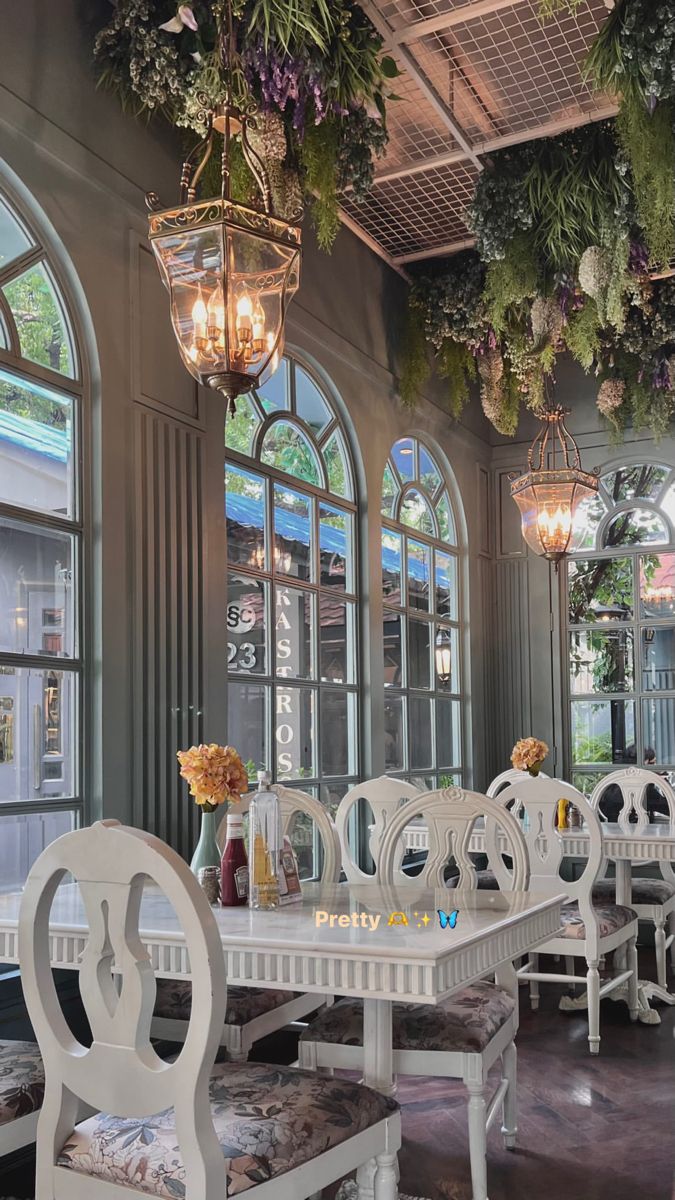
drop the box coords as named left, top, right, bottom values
left=145, top=6, right=301, bottom=415
left=510, top=404, right=598, bottom=565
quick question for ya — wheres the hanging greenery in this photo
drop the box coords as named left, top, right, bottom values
left=94, top=0, right=398, bottom=250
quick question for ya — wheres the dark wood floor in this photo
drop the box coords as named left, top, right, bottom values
left=2, top=956, right=673, bottom=1199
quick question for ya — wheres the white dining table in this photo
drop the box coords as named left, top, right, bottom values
left=0, top=880, right=562, bottom=1101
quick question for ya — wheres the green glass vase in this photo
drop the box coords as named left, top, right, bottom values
left=190, top=808, right=221, bottom=875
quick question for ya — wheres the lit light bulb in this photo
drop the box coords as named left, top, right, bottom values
left=192, top=290, right=208, bottom=341
left=252, top=297, right=265, bottom=351
left=236, top=291, right=253, bottom=347
left=537, top=504, right=572, bottom=552
left=207, top=286, right=225, bottom=341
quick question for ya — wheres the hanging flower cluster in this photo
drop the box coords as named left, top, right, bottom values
left=177, top=743, right=248, bottom=811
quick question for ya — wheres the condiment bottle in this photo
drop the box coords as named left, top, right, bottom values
left=221, top=811, right=248, bottom=907
left=556, top=798, right=569, bottom=829
left=248, top=771, right=280, bottom=910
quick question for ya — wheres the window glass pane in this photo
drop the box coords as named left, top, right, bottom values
left=225, top=393, right=260, bottom=456
left=319, top=503, right=351, bottom=592
left=382, top=463, right=398, bottom=517
left=0, top=308, right=9, bottom=351
left=392, top=437, right=415, bottom=481
left=275, top=686, right=315, bottom=779
left=384, top=694, right=405, bottom=771
left=273, top=484, right=312, bottom=581
left=572, top=491, right=606, bottom=551
left=640, top=553, right=675, bottom=618
left=409, top=695, right=433, bottom=769
left=228, top=680, right=268, bottom=777
left=568, top=556, right=633, bottom=624
left=400, top=489, right=435, bottom=536
left=602, top=465, right=668, bottom=503
left=262, top=421, right=321, bottom=486
left=436, top=491, right=456, bottom=544
left=437, top=697, right=461, bottom=767
left=226, top=466, right=265, bottom=570
left=295, top=366, right=331, bottom=435
left=408, top=540, right=430, bottom=612
left=227, top=575, right=266, bottom=674
left=642, top=697, right=675, bottom=764
left=3, top=262, right=75, bottom=378
left=319, top=780, right=350, bottom=819
left=0, top=519, right=75, bottom=658
left=0, top=194, right=32, bottom=269
left=256, top=360, right=288, bottom=413
left=570, top=771, right=611, bottom=799
left=274, top=585, right=313, bottom=680
left=323, top=432, right=349, bottom=498
left=0, top=665, right=76, bottom=802
left=642, top=627, right=675, bottom=692
left=435, top=626, right=459, bottom=693
left=0, top=808, right=76, bottom=894
left=570, top=699, right=636, bottom=766
left=603, top=509, right=668, bottom=548
left=419, top=445, right=442, bottom=495
left=383, top=610, right=403, bottom=687
left=0, top=367, right=73, bottom=516
left=569, top=629, right=634, bottom=695
left=382, top=530, right=402, bottom=602
left=408, top=617, right=431, bottom=689
left=319, top=597, right=354, bottom=684
left=435, top=551, right=457, bottom=620
left=320, top=689, right=356, bottom=777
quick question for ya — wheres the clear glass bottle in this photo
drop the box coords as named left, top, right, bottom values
left=248, top=770, right=281, bottom=910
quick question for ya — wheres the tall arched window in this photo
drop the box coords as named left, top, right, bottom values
left=566, top=462, right=675, bottom=793
left=225, top=355, right=358, bottom=814
left=381, top=437, right=463, bottom=788
left=0, top=185, right=84, bottom=889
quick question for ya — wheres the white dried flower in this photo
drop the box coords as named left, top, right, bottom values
left=578, top=246, right=611, bottom=301
left=597, top=378, right=625, bottom=415
left=247, top=113, right=287, bottom=162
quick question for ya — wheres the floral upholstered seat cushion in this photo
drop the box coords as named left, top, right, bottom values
left=154, top=979, right=299, bottom=1025
left=592, top=877, right=675, bottom=906
left=300, top=981, right=515, bottom=1054
left=0, top=1040, right=44, bottom=1126
left=57, top=1061, right=397, bottom=1197
left=560, top=902, right=637, bottom=940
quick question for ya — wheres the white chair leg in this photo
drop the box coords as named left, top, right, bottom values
left=654, top=915, right=667, bottom=990
left=500, top=1041, right=517, bottom=1150
left=587, top=959, right=600, bottom=1055
left=374, top=1152, right=398, bottom=1200
left=528, top=953, right=540, bottom=1011
left=669, top=911, right=675, bottom=973
left=227, top=1046, right=249, bottom=1063
left=298, top=1039, right=315, bottom=1070
left=627, top=935, right=639, bottom=1022
left=466, top=1080, right=489, bottom=1200
left=356, top=1157, right=377, bottom=1200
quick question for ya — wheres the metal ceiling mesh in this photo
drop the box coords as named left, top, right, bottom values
left=342, top=0, right=615, bottom=264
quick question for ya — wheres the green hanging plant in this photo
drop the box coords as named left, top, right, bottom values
left=437, top=340, right=476, bottom=418
left=299, top=118, right=341, bottom=250
left=616, top=98, right=675, bottom=267
left=565, top=299, right=601, bottom=370
left=399, top=303, right=430, bottom=409
left=484, top=235, right=539, bottom=334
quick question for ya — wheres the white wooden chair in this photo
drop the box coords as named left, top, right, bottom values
left=590, top=766, right=675, bottom=989
left=300, top=786, right=529, bottom=1200
left=335, top=775, right=422, bottom=885
left=494, top=776, right=639, bottom=1054
left=19, top=819, right=401, bottom=1200
left=152, top=785, right=341, bottom=1060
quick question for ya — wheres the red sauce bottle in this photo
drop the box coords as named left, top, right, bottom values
left=221, top=811, right=248, bottom=906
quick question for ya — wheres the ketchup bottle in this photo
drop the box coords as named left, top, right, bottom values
left=221, top=811, right=248, bottom=906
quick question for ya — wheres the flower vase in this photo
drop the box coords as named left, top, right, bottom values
left=190, top=809, right=221, bottom=875
left=527, top=765, right=541, bottom=777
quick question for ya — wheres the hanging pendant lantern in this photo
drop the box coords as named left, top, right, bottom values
left=435, top=628, right=453, bottom=686
left=510, top=404, right=598, bottom=565
left=145, top=7, right=301, bottom=416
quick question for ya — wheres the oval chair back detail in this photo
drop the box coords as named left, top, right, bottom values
left=377, top=786, right=530, bottom=892
left=487, top=769, right=549, bottom=818
left=335, top=775, right=422, bottom=885
left=590, top=766, right=675, bottom=826
left=217, top=783, right=342, bottom=883
left=19, top=820, right=227, bottom=1200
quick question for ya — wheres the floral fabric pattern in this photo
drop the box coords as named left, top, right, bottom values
left=0, top=1040, right=44, bottom=1127
left=57, top=1061, right=397, bottom=1197
left=154, top=980, right=298, bottom=1025
left=592, top=878, right=675, bottom=906
left=301, top=981, right=515, bottom=1054
left=560, top=902, right=637, bottom=940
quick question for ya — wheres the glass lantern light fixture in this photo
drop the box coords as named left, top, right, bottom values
left=435, top=628, right=453, bottom=686
left=145, top=8, right=301, bottom=416
left=510, top=403, right=598, bottom=566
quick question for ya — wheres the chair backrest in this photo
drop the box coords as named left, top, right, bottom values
left=334, top=775, right=422, bottom=885
left=495, top=776, right=606, bottom=956
left=378, top=786, right=530, bottom=892
left=19, top=821, right=226, bottom=1200
left=589, top=766, right=675, bottom=885
left=217, top=784, right=342, bottom=883
left=487, top=768, right=549, bottom=815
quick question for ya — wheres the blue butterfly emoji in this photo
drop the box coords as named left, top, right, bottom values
left=437, top=909, right=459, bottom=930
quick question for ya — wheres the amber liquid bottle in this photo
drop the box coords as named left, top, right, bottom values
left=221, top=811, right=249, bottom=906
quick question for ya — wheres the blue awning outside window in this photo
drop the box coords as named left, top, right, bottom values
left=0, top=412, right=69, bottom=462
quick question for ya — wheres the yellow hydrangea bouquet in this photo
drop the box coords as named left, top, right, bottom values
left=177, top=743, right=248, bottom=875
left=511, top=736, right=549, bottom=777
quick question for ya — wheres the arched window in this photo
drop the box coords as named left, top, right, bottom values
left=566, top=462, right=675, bottom=793
left=381, top=437, right=462, bottom=788
left=225, top=355, right=357, bottom=816
left=0, top=185, right=84, bottom=889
